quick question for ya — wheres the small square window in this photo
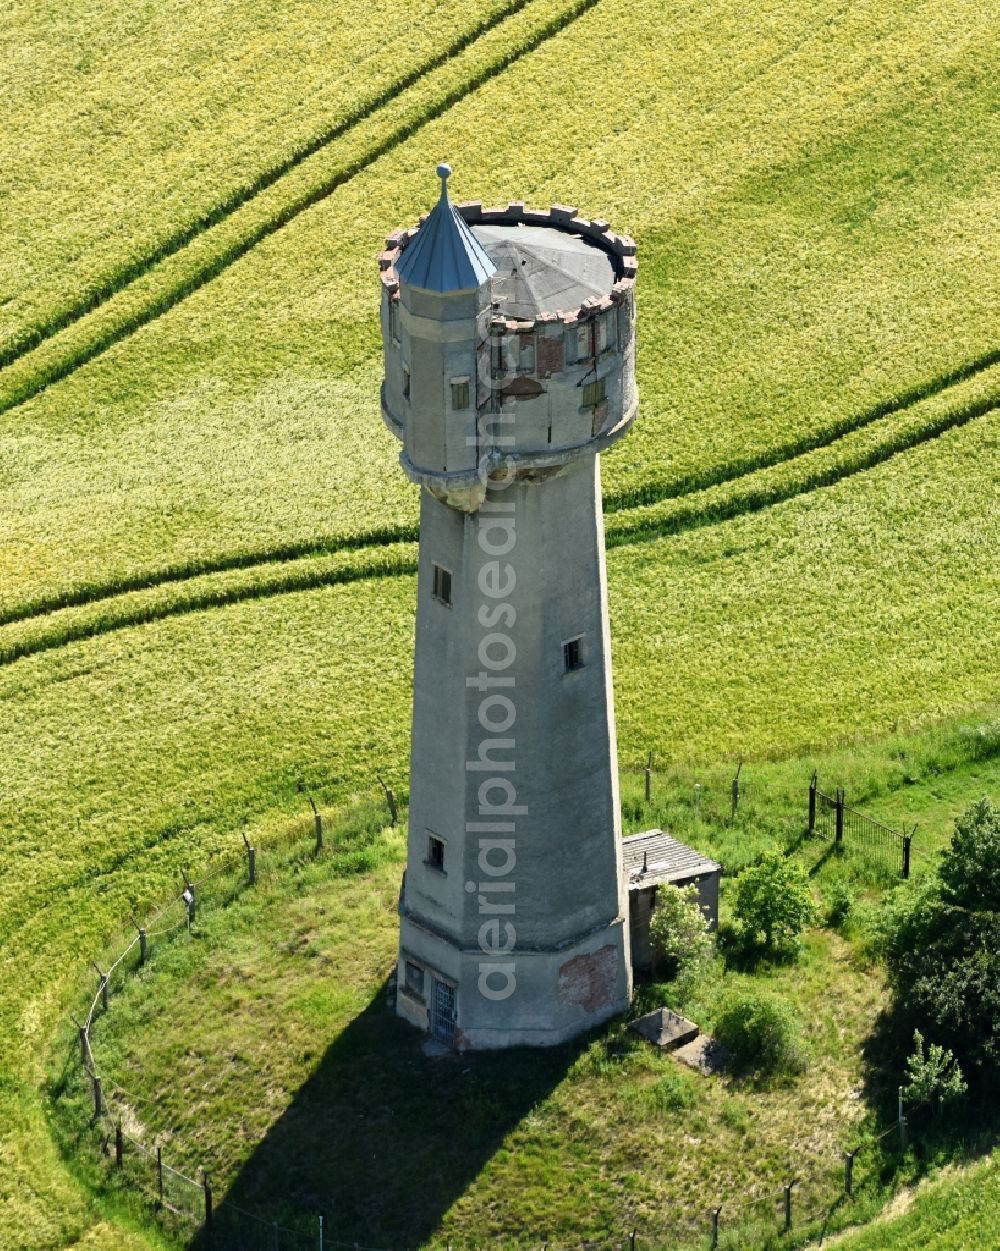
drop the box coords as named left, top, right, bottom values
left=427, top=835, right=445, bottom=871
left=451, top=378, right=470, bottom=410
left=582, top=378, right=607, bottom=408
left=403, top=367, right=410, bottom=399
left=404, top=960, right=425, bottom=998
left=432, top=563, right=452, bottom=605
left=389, top=300, right=400, bottom=345
left=563, top=637, right=583, bottom=672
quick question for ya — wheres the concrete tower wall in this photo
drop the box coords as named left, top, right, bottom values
left=380, top=188, right=638, bottom=1049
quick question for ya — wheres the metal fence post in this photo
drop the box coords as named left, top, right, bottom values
left=694, top=783, right=701, bottom=821
left=629, top=1228, right=637, bottom=1250
left=902, top=833, right=912, bottom=880
left=243, top=830, right=257, bottom=885
left=315, top=810, right=323, bottom=852
left=844, top=1150, right=856, bottom=1197
left=115, top=1122, right=123, bottom=1167
left=156, top=1146, right=164, bottom=1204
left=835, top=790, right=845, bottom=845
left=808, top=772, right=817, bottom=832
left=784, top=1180, right=797, bottom=1231
left=710, top=1206, right=721, bottom=1250
left=204, top=1174, right=213, bottom=1225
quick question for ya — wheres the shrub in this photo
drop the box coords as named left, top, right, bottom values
left=733, top=853, right=815, bottom=953
left=904, top=1029, right=967, bottom=1116
left=825, top=881, right=854, bottom=929
left=713, top=990, right=807, bottom=1078
left=648, top=883, right=714, bottom=981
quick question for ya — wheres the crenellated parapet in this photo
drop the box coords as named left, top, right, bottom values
left=379, top=191, right=639, bottom=513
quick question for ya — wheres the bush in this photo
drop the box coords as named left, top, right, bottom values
left=825, top=881, right=854, bottom=929
left=648, top=883, right=714, bottom=981
left=733, top=853, right=815, bottom=953
left=713, top=990, right=807, bottom=1078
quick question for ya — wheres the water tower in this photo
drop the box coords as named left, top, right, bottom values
left=378, top=165, right=638, bottom=1048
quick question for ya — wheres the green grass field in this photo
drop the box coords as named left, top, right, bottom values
left=1, top=0, right=998, bottom=1245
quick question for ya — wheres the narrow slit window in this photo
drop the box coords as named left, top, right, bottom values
left=582, top=378, right=607, bottom=408
left=563, top=637, right=583, bottom=672
left=576, top=322, right=592, bottom=361
left=427, top=834, right=445, bottom=871
left=451, top=377, right=470, bottom=410
left=432, top=563, right=452, bottom=605
left=403, top=367, right=411, bottom=399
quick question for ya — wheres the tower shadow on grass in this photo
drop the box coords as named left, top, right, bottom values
left=191, top=978, right=589, bottom=1251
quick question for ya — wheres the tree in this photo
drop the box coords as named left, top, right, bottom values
left=733, top=853, right=815, bottom=953
left=904, top=1029, right=966, bottom=1116
left=648, top=883, right=714, bottom=981
left=877, top=798, right=1000, bottom=1084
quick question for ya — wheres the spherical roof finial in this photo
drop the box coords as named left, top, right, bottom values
left=437, top=162, right=452, bottom=197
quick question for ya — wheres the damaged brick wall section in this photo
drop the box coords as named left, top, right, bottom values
left=558, top=944, right=619, bottom=1013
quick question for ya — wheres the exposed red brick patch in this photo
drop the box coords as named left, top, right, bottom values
left=558, top=945, right=618, bottom=1013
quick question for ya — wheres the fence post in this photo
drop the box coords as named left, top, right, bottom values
left=731, top=761, right=742, bottom=817
left=710, top=1206, right=721, bottom=1250
left=629, top=1228, right=637, bottom=1250
left=243, top=830, right=256, bottom=885
left=808, top=772, right=817, bottom=833
left=835, top=789, right=845, bottom=845
left=204, top=1174, right=213, bottom=1225
left=902, top=833, right=912, bottom=880
left=694, top=783, right=701, bottom=821
left=844, top=1150, right=856, bottom=1197
left=115, top=1122, right=123, bottom=1167
left=156, top=1146, right=164, bottom=1204
left=71, top=1015, right=88, bottom=1067
left=93, top=962, right=109, bottom=1011
left=131, top=914, right=148, bottom=964
left=93, top=1075, right=103, bottom=1119
left=784, top=1179, right=797, bottom=1231
left=645, top=752, right=652, bottom=802
left=319, top=1213, right=324, bottom=1251
left=315, top=810, right=323, bottom=852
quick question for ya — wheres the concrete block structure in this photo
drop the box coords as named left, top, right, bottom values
left=378, top=165, right=639, bottom=1049
left=621, top=830, right=721, bottom=976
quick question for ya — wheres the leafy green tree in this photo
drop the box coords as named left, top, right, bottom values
left=877, top=798, right=1000, bottom=1083
left=733, top=853, right=815, bottom=953
left=648, top=883, right=714, bottom=981
left=904, top=1029, right=967, bottom=1116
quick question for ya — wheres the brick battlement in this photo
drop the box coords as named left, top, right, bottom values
left=379, top=203, right=637, bottom=331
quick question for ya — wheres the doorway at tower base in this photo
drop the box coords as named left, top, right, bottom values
left=396, top=912, right=631, bottom=1050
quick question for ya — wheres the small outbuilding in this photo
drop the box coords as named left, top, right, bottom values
left=622, top=829, right=721, bottom=976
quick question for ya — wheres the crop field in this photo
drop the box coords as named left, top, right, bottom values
left=1, top=0, right=998, bottom=1246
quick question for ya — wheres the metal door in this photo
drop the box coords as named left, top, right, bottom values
left=432, top=978, right=456, bottom=1043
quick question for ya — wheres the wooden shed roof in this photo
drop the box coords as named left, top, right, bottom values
left=622, top=829, right=720, bottom=891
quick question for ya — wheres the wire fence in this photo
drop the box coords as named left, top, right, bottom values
left=67, top=776, right=922, bottom=1250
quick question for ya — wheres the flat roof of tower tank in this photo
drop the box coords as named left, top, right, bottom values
left=472, top=223, right=617, bottom=320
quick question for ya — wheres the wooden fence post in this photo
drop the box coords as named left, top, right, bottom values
left=115, top=1122, right=123, bottom=1167
left=710, top=1206, right=722, bottom=1250
left=731, top=762, right=742, bottom=816
left=694, top=783, right=701, bottom=821
left=844, top=1150, right=856, bottom=1197
left=808, top=772, right=817, bottom=832
left=835, top=789, right=845, bottom=845
left=379, top=775, right=399, bottom=826
left=156, top=1146, right=164, bottom=1204
left=204, top=1174, right=213, bottom=1225
left=644, top=752, right=652, bottom=802
left=93, top=1075, right=103, bottom=1119
left=93, top=962, right=109, bottom=1011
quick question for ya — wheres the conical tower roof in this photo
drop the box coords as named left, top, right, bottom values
left=395, top=164, right=496, bottom=293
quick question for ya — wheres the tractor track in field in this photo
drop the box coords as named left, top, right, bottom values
left=0, top=0, right=539, bottom=374
left=2, top=367, right=996, bottom=672
left=0, top=0, right=602, bottom=421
